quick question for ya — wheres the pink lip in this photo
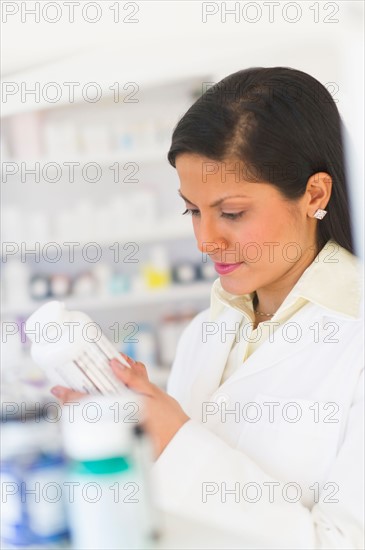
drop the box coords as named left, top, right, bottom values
left=214, top=262, right=244, bottom=275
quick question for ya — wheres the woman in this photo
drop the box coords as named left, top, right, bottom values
left=52, top=67, right=364, bottom=548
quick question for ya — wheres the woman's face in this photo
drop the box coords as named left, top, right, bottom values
left=175, top=153, right=318, bottom=296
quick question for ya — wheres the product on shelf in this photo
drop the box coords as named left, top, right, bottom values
left=43, top=120, right=79, bottom=157
left=79, top=124, right=111, bottom=155
left=142, top=245, right=171, bottom=289
left=172, top=261, right=200, bottom=284
left=27, top=211, right=49, bottom=243
left=198, top=260, right=218, bottom=281
left=113, top=122, right=133, bottom=151
left=49, top=274, right=71, bottom=299
left=126, top=191, right=158, bottom=229
left=120, top=322, right=157, bottom=368
left=1, top=404, right=69, bottom=547
left=72, top=272, right=97, bottom=297
left=29, top=274, right=50, bottom=301
left=73, top=200, right=95, bottom=242
left=2, top=259, right=30, bottom=306
left=92, top=263, right=113, bottom=297
left=8, top=111, right=44, bottom=159
left=1, top=207, right=25, bottom=243
left=61, top=395, right=155, bottom=550
left=109, top=272, right=131, bottom=295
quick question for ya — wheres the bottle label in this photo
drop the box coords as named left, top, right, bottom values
left=55, top=336, right=126, bottom=394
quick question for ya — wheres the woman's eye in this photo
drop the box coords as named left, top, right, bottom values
left=222, top=212, right=245, bottom=220
left=182, top=209, right=245, bottom=220
left=182, top=208, right=200, bottom=217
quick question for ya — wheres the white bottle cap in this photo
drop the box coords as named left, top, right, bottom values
left=150, top=245, right=169, bottom=270
left=61, top=395, right=140, bottom=461
left=25, top=301, right=66, bottom=344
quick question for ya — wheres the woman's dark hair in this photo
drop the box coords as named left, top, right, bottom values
left=168, top=67, right=354, bottom=255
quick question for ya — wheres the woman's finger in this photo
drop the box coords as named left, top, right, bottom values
left=118, top=352, right=135, bottom=366
left=50, top=386, right=87, bottom=404
left=110, top=359, right=154, bottom=395
left=114, top=353, right=149, bottom=379
left=130, top=360, right=149, bottom=377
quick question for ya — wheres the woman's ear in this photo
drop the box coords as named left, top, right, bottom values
left=305, top=172, right=332, bottom=215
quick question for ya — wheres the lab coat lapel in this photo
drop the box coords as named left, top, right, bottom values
left=189, top=308, right=245, bottom=418
left=219, top=302, right=324, bottom=390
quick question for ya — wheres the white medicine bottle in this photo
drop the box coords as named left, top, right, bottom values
left=61, top=394, right=152, bottom=550
left=25, top=301, right=130, bottom=394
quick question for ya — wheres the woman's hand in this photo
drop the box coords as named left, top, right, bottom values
left=110, top=354, right=190, bottom=458
left=50, top=386, right=87, bottom=402
left=50, top=353, right=190, bottom=458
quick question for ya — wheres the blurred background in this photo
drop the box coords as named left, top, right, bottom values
left=1, top=1, right=364, bottom=399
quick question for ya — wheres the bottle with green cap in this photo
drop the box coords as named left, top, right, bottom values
left=61, top=394, right=153, bottom=550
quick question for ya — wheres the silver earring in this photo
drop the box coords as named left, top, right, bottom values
left=313, top=209, right=327, bottom=220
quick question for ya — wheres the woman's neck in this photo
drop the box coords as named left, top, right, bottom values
left=253, top=244, right=319, bottom=316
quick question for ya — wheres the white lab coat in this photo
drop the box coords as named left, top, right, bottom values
left=152, top=299, right=364, bottom=549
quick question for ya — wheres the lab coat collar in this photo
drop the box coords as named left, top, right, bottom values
left=209, top=239, right=363, bottom=323
left=277, top=239, right=363, bottom=320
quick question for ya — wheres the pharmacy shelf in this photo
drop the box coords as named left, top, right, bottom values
left=1, top=147, right=170, bottom=168
left=1, top=219, right=195, bottom=258
left=1, top=66, right=209, bottom=117
left=1, top=280, right=213, bottom=317
left=97, top=219, right=193, bottom=245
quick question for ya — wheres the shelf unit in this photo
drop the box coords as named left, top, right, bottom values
left=2, top=281, right=213, bottom=318
left=1, top=74, right=214, bottom=385
left=5, top=218, right=193, bottom=249
left=1, top=147, right=170, bottom=168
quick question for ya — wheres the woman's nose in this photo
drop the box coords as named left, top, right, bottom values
left=195, top=218, right=228, bottom=256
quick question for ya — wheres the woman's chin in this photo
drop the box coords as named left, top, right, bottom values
left=219, top=276, right=255, bottom=297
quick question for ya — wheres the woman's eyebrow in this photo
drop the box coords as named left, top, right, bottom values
left=177, top=189, right=250, bottom=207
